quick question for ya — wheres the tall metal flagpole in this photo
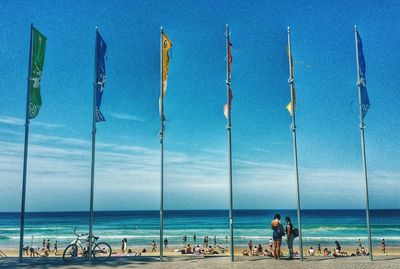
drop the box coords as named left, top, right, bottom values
left=354, top=25, right=373, bottom=261
left=287, top=27, right=303, bottom=261
left=88, top=27, right=99, bottom=260
left=19, top=23, right=34, bottom=263
left=159, top=26, right=164, bottom=262
left=225, top=24, right=234, bottom=262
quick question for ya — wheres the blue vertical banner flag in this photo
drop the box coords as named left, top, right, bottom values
left=356, top=32, right=370, bottom=119
left=95, top=31, right=107, bottom=122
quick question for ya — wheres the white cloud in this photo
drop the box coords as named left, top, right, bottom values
left=0, top=115, right=63, bottom=129
left=108, top=112, right=146, bottom=122
left=0, top=131, right=398, bottom=211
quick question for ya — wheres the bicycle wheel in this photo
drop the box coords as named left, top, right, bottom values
left=63, top=244, right=78, bottom=262
left=92, top=242, right=112, bottom=262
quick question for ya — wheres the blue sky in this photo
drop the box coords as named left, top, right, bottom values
left=0, top=0, right=399, bottom=211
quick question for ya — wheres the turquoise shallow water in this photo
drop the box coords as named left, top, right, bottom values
left=0, top=210, right=399, bottom=249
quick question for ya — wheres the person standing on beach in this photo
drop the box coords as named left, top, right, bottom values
left=46, top=239, right=51, bottom=252
left=381, top=239, right=386, bottom=253
left=164, top=238, right=168, bottom=249
left=204, top=236, right=209, bottom=247
left=213, top=236, right=217, bottom=246
left=317, top=243, right=321, bottom=255
left=121, top=238, right=127, bottom=254
left=121, top=239, right=125, bottom=254
left=358, top=238, right=362, bottom=248
left=271, top=213, right=284, bottom=259
left=285, top=216, right=294, bottom=260
left=42, top=239, right=46, bottom=251
left=193, top=234, right=196, bottom=243
left=53, top=240, right=58, bottom=254
left=151, top=241, right=157, bottom=252
left=248, top=240, right=253, bottom=252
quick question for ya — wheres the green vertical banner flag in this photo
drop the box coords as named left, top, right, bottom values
left=29, top=28, right=46, bottom=119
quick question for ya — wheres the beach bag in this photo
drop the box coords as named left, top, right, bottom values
left=292, top=228, right=299, bottom=238
left=278, top=224, right=285, bottom=237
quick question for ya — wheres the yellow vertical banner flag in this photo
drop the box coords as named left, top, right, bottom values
left=286, top=49, right=296, bottom=116
left=162, top=33, right=172, bottom=97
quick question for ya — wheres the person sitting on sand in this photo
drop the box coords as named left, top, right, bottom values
left=335, top=241, right=341, bottom=253
left=308, top=246, right=315, bottom=256
left=269, top=238, right=273, bottom=252
left=257, top=244, right=263, bottom=254
left=323, top=248, right=331, bottom=256
left=355, top=247, right=360, bottom=256
left=261, top=249, right=273, bottom=257
left=217, top=244, right=227, bottom=253
left=361, top=246, right=367, bottom=256
left=332, top=248, right=348, bottom=257
left=194, top=245, right=202, bottom=255
left=126, top=249, right=141, bottom=256
left=242, top=249, right=249, bottom=256
left=186, top=244, right=193, bottom=254
left=205, top=245, right=217, bottom=255
left=252, top=245, right=258, bottom=256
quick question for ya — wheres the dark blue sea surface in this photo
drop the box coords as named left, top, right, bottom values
left=0, top=209, right=398, bottom=249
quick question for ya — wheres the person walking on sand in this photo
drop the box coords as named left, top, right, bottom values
left=285, top=216, right=294, bottom=260
left=381, top=239, right=386, bottom=253
left=164, top=238, right=168, bottom=249
left=213, top=236, right=217, bottom=246
left=358, top=238, right=362, bottom=248
left=193, top=234, right=196, bottom=243
left=271, top=213, right=284, bottom=259
left=53, top=240, right=58, bottom=254
left=151, top=241, right=157, bottom=252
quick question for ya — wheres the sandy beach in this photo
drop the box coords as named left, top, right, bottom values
left=1, top=252, right=400, bottom=269
left=1, top=245, right=399, bottom=269
left=2, top=245, right=400, bottom=257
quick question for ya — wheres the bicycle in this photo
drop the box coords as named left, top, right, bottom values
left=63, top=227, right=112, bottom=262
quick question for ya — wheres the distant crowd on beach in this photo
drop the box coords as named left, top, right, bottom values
left=23, top=239, right=58, bottom=257
left=241, top=213, right=390, bottom=260
left=118, top=234, right=229, bottom=256
left=306, top=238, right=387, bottom=257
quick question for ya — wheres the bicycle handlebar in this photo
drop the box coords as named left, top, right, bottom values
left=73, top=227, right=89, bottom=237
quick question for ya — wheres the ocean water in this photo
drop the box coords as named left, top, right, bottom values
left=0, top=210, right=399, bottom=250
